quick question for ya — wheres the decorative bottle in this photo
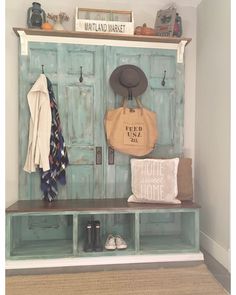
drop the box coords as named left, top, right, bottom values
left=173, top=13, right=182, bottom=37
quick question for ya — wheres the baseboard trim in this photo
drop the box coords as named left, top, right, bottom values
left=6, top=252, right=204, bottom=270
left=200, top=231, right=230, bottom=271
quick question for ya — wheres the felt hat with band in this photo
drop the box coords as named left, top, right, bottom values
left=109, top=64, right=148, bottom=99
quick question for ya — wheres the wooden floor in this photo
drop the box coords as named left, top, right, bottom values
left=6, top=249, right=230, bottom=294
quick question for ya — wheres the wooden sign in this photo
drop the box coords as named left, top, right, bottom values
left=155, top=7, right=176, bottom=37
left=75, top=7, right=134, bottom=35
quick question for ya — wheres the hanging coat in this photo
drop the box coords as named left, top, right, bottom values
left=24, top=74, right=51, bottom=172
left=40, top=77, right=69, bottom=202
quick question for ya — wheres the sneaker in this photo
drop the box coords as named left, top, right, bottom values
left=115, top=235, right=127, bottom=250
left=105, top=234, right=116, bottom=250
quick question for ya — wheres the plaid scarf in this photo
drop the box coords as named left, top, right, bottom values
left=40, top=77, right=69, bottom=202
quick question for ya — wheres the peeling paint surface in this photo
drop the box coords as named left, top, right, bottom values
left=17, top=41, right=185, bottom=252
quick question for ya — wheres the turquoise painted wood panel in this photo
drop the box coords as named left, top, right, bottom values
left=18, top=43, right=63, bottom=240
left=11, top=240, right=73, bottom=259
left=139, top=211, right=197, bottom=253
left=182, top=211, right=199, bottom=250
left=134, top=213, right=140, bottom=252
left=19, top=42, right=105, bottom=201
left=59, top=44, right=105, bottom=199
left=6, top=215, right=12, bottom=259
left=105, top=46, right=184, bottom=199
left=66, top=165, right=94, bottom=198
left=67, top=85, right=94, bottom=145
left=73, top=214, right=79, bottom=255
left=18, top=42, right=105, bottom=243
left=8, top=209, right=199, bottom=259
left=139, top=235, right=196, bottom=253
left=140, top=213, right=181, bottom=236
left=16, top=40, right=187, bottom=259
left=19, top=42, right=184, bottom=202
left=104, top=46, right=184, bottom=234
left=13, top=215, right=73, bottom=241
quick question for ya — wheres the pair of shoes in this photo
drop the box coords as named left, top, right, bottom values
left=84, top=220, right=103, bottom=252
left=105, top=234, right=127, bottom=250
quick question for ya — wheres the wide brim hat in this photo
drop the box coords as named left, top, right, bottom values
left=109, top=64, right=148, bottom=98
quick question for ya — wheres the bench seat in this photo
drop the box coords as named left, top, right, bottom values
left=6, top=199, right=200, bottom=213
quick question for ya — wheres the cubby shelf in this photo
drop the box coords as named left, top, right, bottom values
left=6, top=199, right=200, bottom=260
left=11, top=239, right=73, bottom=259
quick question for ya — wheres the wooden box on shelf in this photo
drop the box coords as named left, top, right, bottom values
left=75, top=7, right=134, bottom=35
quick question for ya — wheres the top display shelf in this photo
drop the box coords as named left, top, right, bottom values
left=13, top=27, right=191, bottom=63
left=13, top=27, right=191, bottom=46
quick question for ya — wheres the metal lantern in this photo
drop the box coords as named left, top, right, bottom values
left=27, top=2, right=46, bottom=29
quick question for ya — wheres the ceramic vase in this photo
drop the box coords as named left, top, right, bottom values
left=53, top=20, right=64, bottom=30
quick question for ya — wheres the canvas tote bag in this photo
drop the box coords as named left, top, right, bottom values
left=104, top=97, right=158, bottom=156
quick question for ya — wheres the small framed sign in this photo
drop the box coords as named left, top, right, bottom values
left=155, top=7, right=176, bottom=37
left=75, top=7, right=134, bottom=35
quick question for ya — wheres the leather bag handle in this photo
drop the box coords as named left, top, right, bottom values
left=122, top=97, right=144, bottom=114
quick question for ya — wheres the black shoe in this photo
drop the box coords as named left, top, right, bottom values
left=93, top=220, right=103, bottom=252
left=84, top=221, right=93, bottom=252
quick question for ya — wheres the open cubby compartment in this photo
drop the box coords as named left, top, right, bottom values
left=139, top=210, right=199, bottom=254
left=8, top=213, right=74, bottom=259
left=77, top=212, right=136, bottom=256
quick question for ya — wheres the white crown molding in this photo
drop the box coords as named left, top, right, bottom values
left=16, top=30, right=188, bottom=63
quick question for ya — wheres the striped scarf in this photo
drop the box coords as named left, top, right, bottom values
left=40, top=77, right=69, bottom=202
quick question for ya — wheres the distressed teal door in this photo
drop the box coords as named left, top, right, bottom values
left=18, top=42, right=105, bottom=241
left=104, top=46, right=184, bottom=199
left=19, top=43, right=184, bottom=201
left=19, top=42, right=105, bottom=200
left=18, top=42, right=185, bottom=240
left=58, top=44, right=105, bottom=199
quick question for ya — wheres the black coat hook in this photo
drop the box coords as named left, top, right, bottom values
left=41, top=65, right=44, bottom=74
left=79, top=66, right=83, bottom=83
left=161, top=70, right=166, bottom=86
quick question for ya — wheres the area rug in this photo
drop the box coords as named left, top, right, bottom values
left=6, top=263, right=228, bottom=295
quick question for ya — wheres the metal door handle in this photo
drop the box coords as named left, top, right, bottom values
left=108, top=147, right=114, bottom=165
left=96, top=147, right=102, bottom=165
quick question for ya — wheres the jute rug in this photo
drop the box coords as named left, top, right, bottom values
left=6, top=264, right=228, bottom=295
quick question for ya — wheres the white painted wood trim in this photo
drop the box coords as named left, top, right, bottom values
left=6, top=252, right=204, bottom=270
left=177, top=40, right=188, bottom=63
left=26, top=34, right=179, bottom=49
left=17, top=30, right=187, bottom=63
left=200, top=231, right=230, bottom=271
left=18, top=31, right=28, bottom=56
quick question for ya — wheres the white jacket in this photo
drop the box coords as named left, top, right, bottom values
left=24, top=74, right=51, bottom=172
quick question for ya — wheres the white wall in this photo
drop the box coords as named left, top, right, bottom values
left=5, top=0, right=198, bottom=207
left=195, top=0, right=230, bottom=270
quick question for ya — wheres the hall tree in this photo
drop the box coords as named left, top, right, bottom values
left=5, top=28, right=202, bottom=261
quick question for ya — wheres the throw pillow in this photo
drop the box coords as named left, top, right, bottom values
left=128, top=158, right=181, bottom=204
